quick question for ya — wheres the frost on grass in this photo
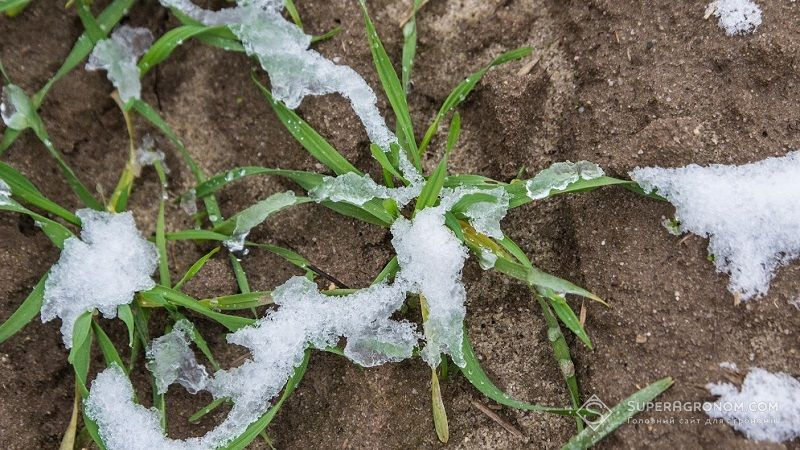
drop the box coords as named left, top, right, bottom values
left=146, top=320, right=209, bottom=395
left=707, top=0, right=762, bottom=36
left=630, top=151, right=800, bottom=300
left=1, top=84, right=35, bottom=131
left=705, top=367, right=800, bottom=443
left=526, top=161, right=605, bottom=200
left=159, top=0, right=395, bottom=149
left=41, top=209, right=158, bottom=347
left=86, top=26, right=154, bottom=103
left=86, top=187, right=492, bottom=448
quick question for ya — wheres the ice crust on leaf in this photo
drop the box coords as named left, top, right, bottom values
left=146, top=320, right=209, bottom=395
left=86, top=26, right=154, bottom=103
left=1, top=84, right=35, bottom=131
left=309, top=171, right=421, bottom=207
left=709, top=0, right=762, bottom=36
left=87, top=187, right=490, bottom=449
left=159, top=0, right=396, bottom=149
left=222, top=191, right=297, bottom=256
left=462, top=188, right=510, bottom=239
left=41, top=209, right=158, bottom=347
left=0, top=179, right=11, bottom=206
left=705, top=367, right=800, bottom=443
left=630, top=151, right=800, bottom=300
left=525, top=161, right=605, bottom=200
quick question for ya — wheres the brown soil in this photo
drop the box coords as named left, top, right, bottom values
left=1, top=0, right=799, bottom=449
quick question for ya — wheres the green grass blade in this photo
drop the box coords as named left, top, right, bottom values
left=92, top=321, right=125, bottom=370
left=139, top=25, right=233, bottom=76
left=535, top=293, right=584, bottom=432
left=414, top=113, right=459, bottom=213
left=117, top=304, right=135, bottom=348
left=145, top=286, right=255, bottom=331
left=283, top=0, right=303, bottom=29
left=255, top=77, right=360, bottom=176
left=74, top=0, right=104, bottom=43
left=0, top=161, right=81, bottom=225
left=358, top=1, right=419, bottom=166
left=35, top=132, right=103, bottom=210
left=400, top=0, right=422, bottom=93
left=0, top=201, right=73, bottom=248
left=545, top=291, right=592, bottom=349
left=0, top=274, right=46, bottom=344
left=166, top=229, right=229, bottom=242
left=0, top=0, right=31, bottom=14
left=174, top=247, right=220, bottom=290
left=68, top=311, right=94, bottom=364
left=418, top=47, right=532, bottom=156
left=199, top=292, right=272, bottom=310
left=310, top=26, right=343, bottom=44
left=213, top=192, right=309, bottom=236
left=167, top=311, right=221, bottom=371
left=560, top=377, right=674, bottom=450
left=431, top=369, right=449, bottom=443
left=189, top=398, right=227, bottom=423
left=493, top=257, right=605, bottom=305
left=461, top=330, right=579, bottom=417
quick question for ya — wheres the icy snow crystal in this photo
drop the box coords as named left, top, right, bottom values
left=146, top=320, right=209, bottom=395
left=631, top=152, right=800, bottom=300
left=86, top=26, right=154, bottom=103
left=41, top=209, right=158, bottom=347
left=705, top=367, right=800, bottom=443
left=0, top=179, right=11, bottom=206
left=159, top=0, right=396, bottom=149
left=135, top=135, right=167, bottom=171
left=709, top=0, right=762, bottom=36
left=310, top=171, right=422, bottom=207
left=526, top=161, right=605, bottom=200
left=1, top=84, right=34, bottom=131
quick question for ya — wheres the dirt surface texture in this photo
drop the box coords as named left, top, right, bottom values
left=1, top=0, right=799, bottom=449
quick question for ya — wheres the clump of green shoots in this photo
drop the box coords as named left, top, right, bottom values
left=0, top=1, right=673, bottom=449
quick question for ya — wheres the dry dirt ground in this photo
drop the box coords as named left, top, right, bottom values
left=1, top=0, right=799, bottom=449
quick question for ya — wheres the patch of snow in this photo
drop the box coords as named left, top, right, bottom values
left=1, top=84, right=34, bottom=131
left=86, top=26, right=154, bottom=103
left=709, top=0, right=762, bottom=36
left=180, top=189, right=198, bottom=216
left=159, top=0, right=396, bottom=149
left=41, top=209, right=158, bottom=347
left=630, top=151, right=800, bottom=300
left=146, top=320, right=209, bottom=395
left=526, top=161, right=605, bottom=200
left=705, top=367, right=800, bottom=443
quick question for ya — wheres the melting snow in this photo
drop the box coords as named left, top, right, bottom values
left=526, top=161, right=605, bottom=200
left=631, top=151, right=800, bottom=300
left=146, top=320, right=209, bottom=395
left=222, top=191, right=297, bottom=257
left=1, top=84, right=34, bottom=131
left=41, top=209, right=158, bottom=347
left=86, top=185, right=498, bottom=448
left=86, top=26, right=154, bottom=103
left=310, top=171, right=422, bottom=207
left=462, top=188, right=510, bottom=240
left=135, top=135, right=167, bottom=171
left=705, top=367, right=800, bottom=443
left=708, top=0, right=762, bottom=36
left=159, top=0, right=396, bottom=149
